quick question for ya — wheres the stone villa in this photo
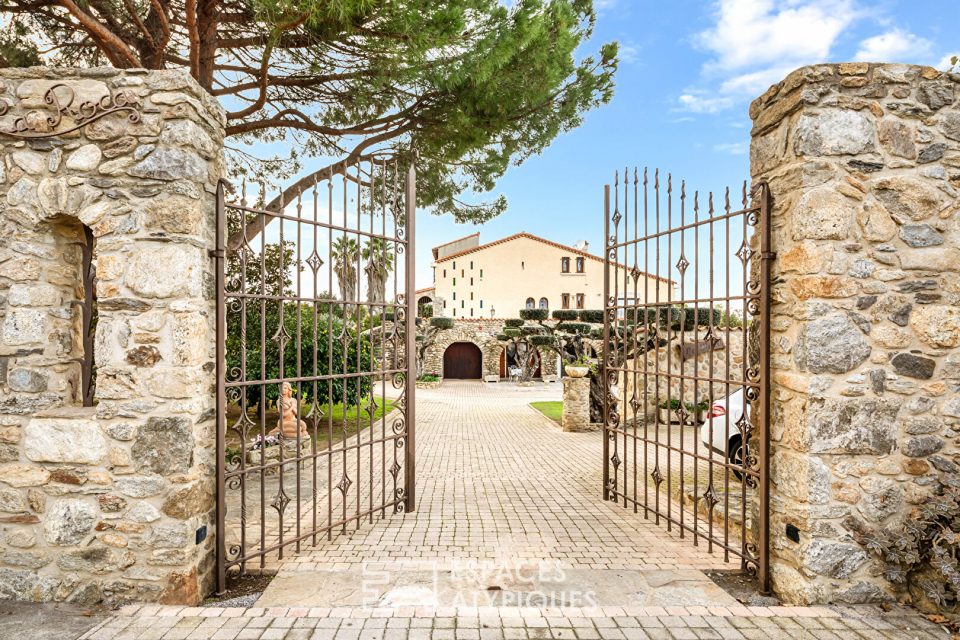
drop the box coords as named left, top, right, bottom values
left=415, top=232, right=673, bottom=380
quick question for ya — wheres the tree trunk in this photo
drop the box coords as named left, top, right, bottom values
left=365, top=261, right=386, bottom=305
left=589, top=374, right=605, bottom=424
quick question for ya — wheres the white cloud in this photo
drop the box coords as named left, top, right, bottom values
left=854, top=29, right=933, bottom=62
left=678, top=0, right=857, bottom=113
left=937, top=52, right=960, bottom=71
left=719, top=65, right=798, bottom=96
left=677, top=92, right=734, bottom=114
left=714, top=142, right=749, bottom=155
left=695, top=0, right=856, bottom=75
left=619, top=44, right=640, bottom=64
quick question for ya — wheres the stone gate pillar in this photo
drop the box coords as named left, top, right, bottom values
left=0, top=67, right=224, bottom=604
left=750, top=63, right=959, bottom=604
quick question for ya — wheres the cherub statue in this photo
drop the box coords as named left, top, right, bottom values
left=269, top=381, right=308, bottom=439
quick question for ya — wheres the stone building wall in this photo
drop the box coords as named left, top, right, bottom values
left=422, top=319, right=560, bottom=380
left=0, top=68, right=224, bottom=604
left=750, top=63, right=959, bottom=604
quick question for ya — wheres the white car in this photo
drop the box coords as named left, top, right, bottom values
left=700, top=388, right=749, bottom=477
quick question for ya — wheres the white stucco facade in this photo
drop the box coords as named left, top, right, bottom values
left=429, top=233, right=673, bottom=319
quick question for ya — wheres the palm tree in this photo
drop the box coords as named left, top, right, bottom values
left=363, top=238, right=395, bottom=306
left=331, top=236, right=360, bottom=302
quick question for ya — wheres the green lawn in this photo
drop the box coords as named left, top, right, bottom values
left=530, top=401, right=562, bottom=426
left=225, top=397, right=398, bottom=451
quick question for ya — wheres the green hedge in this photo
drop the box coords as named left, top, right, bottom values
left=552, top=309, right=579, bottom=321
left=529, top=335, right=555, bottom=347
left=430, top=317, right=454, bottom=329
left=578, top=309, right=604, bottom=324
left=519, top=308, right=549, bottom=321
left=503, top=318, right=525, bottom=328
left=556, top=322, right=591, bottom=334
left=521, top=325, right=544, bottom=335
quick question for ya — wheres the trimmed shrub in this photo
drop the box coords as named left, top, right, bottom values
left=519, top=308, right=549, bottom=321
left=676, top=307, right=723, bottom=330
left=552, top=309, right=579, bottom=321
left=502, top=327, right=522, bottom=338
left=529, top=335, right=555, bottom=347
left=521, top=325, right=544, bottom=335
left=503, top=318, right=525, bottom=328
left=578, top=309, right=604, bottom=324
left=557, top=322, right=591, bottom=334
left=430, top=317, right=454, bottom=329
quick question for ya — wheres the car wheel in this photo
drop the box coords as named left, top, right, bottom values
left=728, top=434, right=744, bottom=481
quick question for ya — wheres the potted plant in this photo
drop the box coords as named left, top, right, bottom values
left=657, top=398, right=682, bottom=423
left=684, top=399, right=710, bottom=425
left=565, top=355, right=594, bottom=378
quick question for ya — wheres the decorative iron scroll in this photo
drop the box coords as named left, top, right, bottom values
left=214, top=157, right=417, bottom=595
left=0, top=84, right=142, bottom=139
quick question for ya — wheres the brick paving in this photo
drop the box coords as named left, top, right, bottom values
left=276, top=381, right=725, bottom=573
left=83, top=603, right=950, bottom=640
left=76, top=382, right=948, bottom=639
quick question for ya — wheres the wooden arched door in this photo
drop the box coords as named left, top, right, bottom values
left=443, top=342, right=482, bottom=379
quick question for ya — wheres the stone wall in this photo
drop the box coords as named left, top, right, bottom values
left=750, top=63, right=959, bottom=604
left=0, top=68, right=224, bottom=604
left=422, top=319, right=560, bottom=380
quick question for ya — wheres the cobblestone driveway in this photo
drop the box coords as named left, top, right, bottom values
left=274, top=380, right=726, bottom=574
left=77, top=382, right=949, bottom=639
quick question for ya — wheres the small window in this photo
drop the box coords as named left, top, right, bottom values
left=470, top=308, right=474, bottom=317
left=470, top=292, right=474, bottom=300
left=461, top=269, right=464, bottom=278
left=561, top=257, right=570, bottom=273
left=521, top=261, right=525, bottom=270
left=525, top=297, right=535, bottom=309
left=576, top=293, right=585, bottom=309
left=443, top=300, right=447, bottom=308
left=561, top=293, right=570, bottom=309
left=470, top=261, right=473, bottom=269
left=470, top=277, right=474, bottom=286
left=443, top=269, right=446, bottom=278
left=576, top=257, right=585, bottom=273
left=453, top=292, right=456, bottom=300
left=480, top=269, right=483, bottom=278
left=461, top=300, right=465, bottom=308
left=539, top=297, right=549, bottom=310
left=480, top=300, right=484, bottom=309
left=453, top=308, right=457, bottom=317
left=453, top=261, right=456, bottom=269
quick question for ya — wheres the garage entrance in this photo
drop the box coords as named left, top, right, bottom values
left=443, top=342, right=482, bottom=379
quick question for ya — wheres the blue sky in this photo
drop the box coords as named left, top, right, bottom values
left=412, top=0, right=959, bottom=289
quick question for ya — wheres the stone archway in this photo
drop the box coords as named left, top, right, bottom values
left=425, top=320, right=504, bottom=380
left=443, top=342, right=482, bottom=379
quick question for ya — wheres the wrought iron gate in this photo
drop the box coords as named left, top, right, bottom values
left=215, top=158, right=416, bottom=591
left=601, top=168, right=771, bottom=591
